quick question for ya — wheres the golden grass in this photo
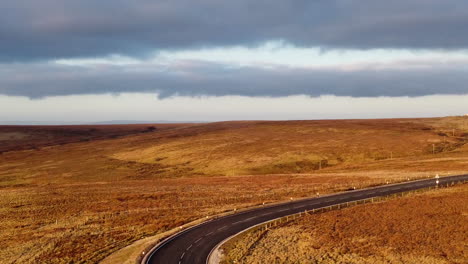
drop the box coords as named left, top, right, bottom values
left=113, top=119, right=458, bottom=176
left=0, top=117, right=467, bottom=263
left=222, top=184, right=468, bottom=264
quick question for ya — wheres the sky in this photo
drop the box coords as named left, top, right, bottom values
left=1, top=0, right=468, bottom=123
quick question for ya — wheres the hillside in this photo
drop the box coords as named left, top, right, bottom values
left=112, top=117, right=468, bottom=177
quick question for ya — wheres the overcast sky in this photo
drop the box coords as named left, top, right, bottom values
left=1, top=0, right=468, bottom=123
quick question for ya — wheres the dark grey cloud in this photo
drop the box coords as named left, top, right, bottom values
left=2, top=0, right=468, bottom=61
left=1, top=60, right=468, bottom=98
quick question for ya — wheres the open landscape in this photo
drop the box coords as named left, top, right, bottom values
left=1, top=116, right=468, bottom=263
left=3, top=2, right=468, bottom=263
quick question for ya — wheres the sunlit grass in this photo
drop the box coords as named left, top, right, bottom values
left=1, top=116, right=467, bottom=263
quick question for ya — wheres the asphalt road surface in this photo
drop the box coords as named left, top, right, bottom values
left=144, top=174, right=468, bottom=264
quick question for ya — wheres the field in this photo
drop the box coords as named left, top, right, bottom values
left=222, top=184, right=468, bottom=264
left=1, top=117, right=468, bottom=263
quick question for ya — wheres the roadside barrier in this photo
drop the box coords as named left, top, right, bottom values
left=257, top=179, right=465, bottom=231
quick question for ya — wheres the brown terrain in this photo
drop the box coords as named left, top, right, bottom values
left=0, top=123, right=188, bottom=154
left=222, top=184, right=468, bottom=264
left=1, top=116, right=468, bottom=263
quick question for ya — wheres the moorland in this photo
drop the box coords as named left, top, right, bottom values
left=1, top=116, right=467, bottom=263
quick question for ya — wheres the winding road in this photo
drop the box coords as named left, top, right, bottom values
left=143, top=174, right=468, bottom=264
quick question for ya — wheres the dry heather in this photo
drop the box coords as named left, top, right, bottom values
left=222, top=184, right=468, bottom=264
left=0, top=117, right=467, bottom=263
left=0, top=123, right=187, bottom=153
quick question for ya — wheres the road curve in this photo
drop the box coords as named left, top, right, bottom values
left=143, top=174, right=468, bottom=264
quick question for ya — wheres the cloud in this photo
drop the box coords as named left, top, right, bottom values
left=1, top=59, right=468, bottom=98
left=2, top=1, right=468, bottom=61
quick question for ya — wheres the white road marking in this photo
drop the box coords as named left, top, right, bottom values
left=187, top=244, right=192, bottom=250
left=194, top=237, right=203, bottom=244
left=180, top=252, right=185, bottom=259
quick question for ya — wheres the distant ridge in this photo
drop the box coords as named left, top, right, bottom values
left=89, top=120, right=204, bottom=125
left=0, top=120, right=205, bottom=125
